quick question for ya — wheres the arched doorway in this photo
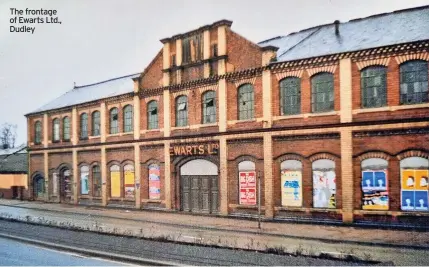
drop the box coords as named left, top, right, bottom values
left=180, top=159, right=219, bottom=213
left=33, top=174, right=45, bottom=200
left=59, top=168, right=72, bottom=203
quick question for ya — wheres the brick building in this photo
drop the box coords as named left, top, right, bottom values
left=25, top=6, right=429, bottom=225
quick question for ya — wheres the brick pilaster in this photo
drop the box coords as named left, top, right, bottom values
left=72, top=148, right=78, bottom=204
left=164, top=141, right=172, bottom=209
left=134, top=143, right=141, bottom=209
left=341, top=127, right=353, bottom=223
left=263, top=132, right=274, bottom=218
left=101, top=146, right=107, bottom=206
left=219, top=136, right=228, bottom=215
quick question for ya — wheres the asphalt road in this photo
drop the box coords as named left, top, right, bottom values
left=0, top=219, right=369, bottom=266
left=0, top=237, right=125, bottom=266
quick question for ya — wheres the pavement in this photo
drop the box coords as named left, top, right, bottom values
left=0, top=199, right=428, bottom=265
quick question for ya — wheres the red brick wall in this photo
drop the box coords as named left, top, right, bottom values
left=48, top=152, right=72, bottom=170
left=106, top=147, right=134, bottom=199
left=30, top=154, right=44, bottom=176
left=226, top=30, right=262, bottom=71
left=182, top=65, right=204, bottom=83
left=140, top=50, right=163, bottom=89
left=28, top=116, right=44, bottom=147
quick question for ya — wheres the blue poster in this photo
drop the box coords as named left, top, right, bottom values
left=374, top=171, right=387, bottom=190
left=401, top=190, right=415, bottom=210
left=81, top=174, right=89, bottom=195
left=414, top=191, right=428, bottom=211
left=362, top=171, right=374, bottom=190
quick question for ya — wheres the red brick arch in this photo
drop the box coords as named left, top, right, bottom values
left=357, top=151, right=391, bottom=162
left=396, top=150, right=429, bottom=161
left=308, top=152, right=338, bottom=162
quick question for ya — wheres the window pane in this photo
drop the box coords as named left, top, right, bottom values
left=110, top=108, right=119, bottom=134
left=92, top=166, right=101, bottom=197
left=400, top=60, right=428, bottom=105
left=176, top=96, right=188, bottom=126
left=53, top=119, right=60, bottom=141
left=238, top=84, right=254, bottom=120
left=311, top=73, right=334, bottom=112
left=280, top=77, right=301, bottom=115
left=92, top=111, right=100, bottom=136
left=202, top=91, right=216, bottom=124
left=80, top=113, right=88, bottom=138
left=123, top=105, right=133, bottom=133
left=147, top=101, right=159, bottom=130
left=63, top=117, right=70, bottom=140
left=35, top=122, right=42, bottom=144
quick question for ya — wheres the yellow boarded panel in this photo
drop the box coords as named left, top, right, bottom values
left=415, top=170, right=429, bottom=190
left=111, top=171, right=120, bottom=198
left=401, top=170, right=415, bottom=190
left=124, top=171, right=134, bottom=186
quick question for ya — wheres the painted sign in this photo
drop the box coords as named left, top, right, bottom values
left=124, top=170, right=135, bottom=198
left=110, top=171, right=120, bottom=198
left=401, top=169, right=429, bottom=211
left=80, top=172, right=89, bottom=195
left=169, top=143, right=219, bottom=156
left=313, top=170, right=336, bottom=208
left=149, top=165, right=161, bottom=200
left=281, top=170, right=302, bottom=207
left=239, top=171, right=256, bottom=205
left=361, top=170, right=388, bottom=210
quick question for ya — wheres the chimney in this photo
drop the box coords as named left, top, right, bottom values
left=334, top=20, right=340, bottom=36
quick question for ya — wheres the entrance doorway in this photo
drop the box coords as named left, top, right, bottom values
left=180, top=159, right=219, bottom=213
left=59, top=168, right=72, bottom=203
left=33, top=175, right=45, bottom=200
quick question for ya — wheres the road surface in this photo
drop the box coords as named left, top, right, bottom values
left=0, top=237, right=125, bottom=266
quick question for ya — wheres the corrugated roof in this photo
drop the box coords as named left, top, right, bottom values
left=28, top=73, right=140, bottom=114
left=259, top=6, right=429, bottom=62
left=0, top=145, right=27, bottom=173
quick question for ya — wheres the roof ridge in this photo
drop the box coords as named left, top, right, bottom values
left=258, top=36, right=285, bottom=45
left=74, top=72, right=141, bottom=89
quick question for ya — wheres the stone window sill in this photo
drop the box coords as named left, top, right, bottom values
left=353, top=103, right=429, bottom=114
left=274, top=207, right=341, bottom=213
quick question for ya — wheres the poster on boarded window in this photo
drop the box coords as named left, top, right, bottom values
left=313, top=170, right=336, bottom=208
left=281, top=170, right=302, bottom=207
left=239, top=171, right=256, bottom=205
left=124, top=170, right=135, bottom=198
left=149, top=165, right=161, bottom=200
left=361, top=170, right=388, bottom=210
left=80, top=172, right=89, bottom=195
left=401, top=169, right=429, bottom=211
left=110, top=171, right=120, bottom=198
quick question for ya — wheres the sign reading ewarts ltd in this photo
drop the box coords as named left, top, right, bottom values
left=169, top=143, right=219, bottom=156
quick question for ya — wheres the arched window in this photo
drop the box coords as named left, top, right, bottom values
left=281, top=160, right=302, bottom=207
left=147, top=101, right=158, bottom=130
left=110, top=164, right=120, bottom=197
left=124, top=164, right=135, bottom=198
left=238, top=160, right=256, bottom=205
left=400, top=157, right=429, bottom=211
left=52, top=118, right=60, bottom=142
left=123, top=105, right=133, bottom=132
left=175, top=95, right=188, bottom=127
left=361, top=158, right=388, bottom=210
left=361, top=66, right=387, bottom=108
left=110, top=108, right=119, bottom=134
left=92, top=165, right=101, bottom=197
left=238, top=84, right=254, bottom=120
left=202, top=90, right=216, bottom=124
left=280, top=77, right=301, bottom=115
left=92, top=111, right=100, bottom=136
left=312, top=159, right=336, bottom=208
left=80, top=165, right=89, bottom=195
left=34, top=121, right=42, bottom=144
left=34, top=176, right=45, bottom=198
left=62, top=117, right=70, bottom=141
left=148, top=164, right=161, bottom=200
left=80, top=113, right=88, bottom=139
left=311, top=73, right=334, bottom=113
left=400, top=60, right=428, bottom=105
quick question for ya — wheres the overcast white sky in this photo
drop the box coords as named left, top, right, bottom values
left=0, top=0, right=428, bottom=146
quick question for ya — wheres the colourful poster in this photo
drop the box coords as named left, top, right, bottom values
left=239, top=171, right=256, bottom=205
left=80, top=172, right=89, bottom=195
left=110, top=171, right=120, bottom=198
left=313, top=170, right=336, bottom=208
left=361, top=170, right=388, bottom=210
left=401, top=169, right=429, bottom=211
left=149, top=165, right=161, bottom=200
left=124, top=170, right=135, bottom=198
left=281, top=170, right=302, bottom=207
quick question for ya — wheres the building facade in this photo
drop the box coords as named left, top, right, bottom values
left=0, top=145, right=28, bottom=199
left=26, top=7, right=429, bottom=225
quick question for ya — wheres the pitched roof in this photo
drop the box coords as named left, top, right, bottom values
left=28, top=73, right=140, bottom=115
left=0, top=145, right=27, bottom=174
left=258, top=5, right=429, bottom=62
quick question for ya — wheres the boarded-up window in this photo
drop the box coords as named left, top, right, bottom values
left=182, top=34, right=203, bottom=64
left=110, top=164, right=120, bottom=198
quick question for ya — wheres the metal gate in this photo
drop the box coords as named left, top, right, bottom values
left=181, top=175, right=219, bottom=213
